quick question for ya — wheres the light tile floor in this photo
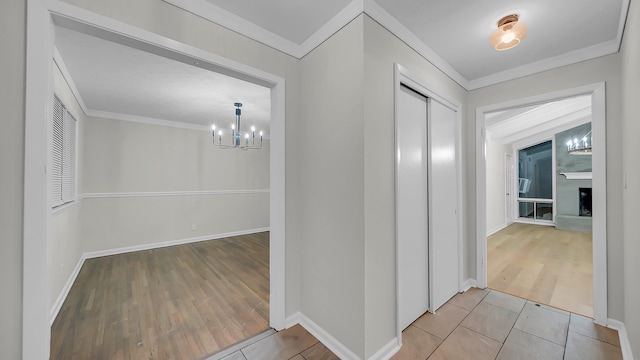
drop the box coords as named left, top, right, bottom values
left=211, top=288, right=622, bottom=360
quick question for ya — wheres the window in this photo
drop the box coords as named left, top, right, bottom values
left=517, top=140, right=553, bottom=221
left=51, top=95, right=77, bottom=208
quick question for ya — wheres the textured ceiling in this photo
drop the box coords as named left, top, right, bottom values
left=54, top=26, right=271, bottom=133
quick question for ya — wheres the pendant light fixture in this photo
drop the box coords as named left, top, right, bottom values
left=490, top=14, right=527, bottom=51
left=211, top=102, right=263, bottom=150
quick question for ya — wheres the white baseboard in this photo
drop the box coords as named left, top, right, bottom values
left=462, top=278, right=477, bottom=292
left=367, top=337, right=400, bottom=360
left=83, top=227, right=269, bottom=259
left=486, top=222, right=509, bottom=237
left=607, top=319, right=635, bottom=360
left=286, top=312, right=362, bottom=360
left=50, top=228, right=269, bottom=325
left=50, top=255, right=86, bottom=326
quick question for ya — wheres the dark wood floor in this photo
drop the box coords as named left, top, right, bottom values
left=51, top=232, right=270, bottom=359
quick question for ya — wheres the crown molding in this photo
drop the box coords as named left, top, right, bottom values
left=86, top=109, right=212, bottom=131
left=71, top=0, right=629, bottom=93
left=363, top=0, right=469, bottom=88
left=161, top=0, right=301, bottom=56
left=467, top=39, right=621, bottom=90
left=298, top=1, right=364, bottom=58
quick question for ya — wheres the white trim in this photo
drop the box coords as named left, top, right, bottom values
left=81, top=189, right=270, bottom=199
left=298, top=1, right=363, bottom=57
left=487, top=222, right=509, bottom=237
left=25, top=0, right=53, bottom=357
left=68, top=0, right=627, bottom=93
left=52, top=47, right=88, bottom=116
left=607, top=319, right=635, bottom=360
left=367, top=338, right=401, bottom=360
left=561, top=172, right=593, bottom=180
left=394, top=63, right=464, bottom=345
left=81, top=109, right=274, bottom=139
left=83, top=227, right=270, bottom=260
left=161, top=0, right=300, bottom=56
left=27, top=2, right=287, bottom=356
left=467, top=41, right=621, bottom=90
left=49, top=255, right=85, bottom=325
left=50, top=228, right=270, bottom=326
left=364, top=0, right=468, bottom=88
left=86, top=109, right=212, bottom=132
left=461, top=279, right=477, bottom=292
left=286, top=312, right=363, bottom=360
left=51, top=189, right=269, bottom=214
left=475, top=82, right=608, bottom=324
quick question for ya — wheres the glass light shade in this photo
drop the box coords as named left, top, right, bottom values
left=490, top=19, right=527, bottom=51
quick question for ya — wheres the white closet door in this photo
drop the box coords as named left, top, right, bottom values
left=397, top=85, right=429, bottom=330
left=428, top=99, right=460, bottom=311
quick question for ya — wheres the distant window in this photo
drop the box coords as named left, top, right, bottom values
left=51, top=95, right=76, bottom=208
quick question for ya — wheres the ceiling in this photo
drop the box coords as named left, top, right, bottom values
left=54, top=26, right=271, bottom=133
left=54, top=0, right=628, bottom=130
left=485, top=95, right=592, bottom=145
left=166, top=0, right=628, bottom=89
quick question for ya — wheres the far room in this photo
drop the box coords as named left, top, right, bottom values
left=484, top=95, right=595, bottom=317
left=48, top=23, right=273, bottom=359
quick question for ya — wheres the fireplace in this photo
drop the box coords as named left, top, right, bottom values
left=579, top=188, right=592, bottom=217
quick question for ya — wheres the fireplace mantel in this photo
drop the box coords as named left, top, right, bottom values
left=560, top=172, right=592, bottom=180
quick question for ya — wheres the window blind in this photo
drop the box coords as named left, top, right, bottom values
left=51, top=95, right=77, bottom=208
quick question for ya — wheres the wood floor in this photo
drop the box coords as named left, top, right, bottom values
left=51, top=232, right=270, bottom=360
left=487, top=223, right=593, bottom=317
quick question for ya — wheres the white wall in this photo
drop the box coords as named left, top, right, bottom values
left=622, top=0, right=640, bottom=356
left=467, top=53, right=625, bottom=321
left=486, top=138, right=509, bottom=234
left=0, top=0, right=26, bottom=357
left=49, top=62, right=85, bottom=311
left=80, top=115, right=269, bottom=252
left=299, top=15, right=366, bottom=356
left=59, top=0, right=303, bottom=316
left=362, top=15, right=467, bottom=358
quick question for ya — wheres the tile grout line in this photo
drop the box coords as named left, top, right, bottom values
left=422, top=289, right=492, bottom=360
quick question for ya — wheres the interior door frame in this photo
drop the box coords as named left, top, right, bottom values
left=394, top=63, right=463, bottom=346
left=24, top=1, right=287, bottom=358
left=475, top=82, right=607, bottom=325
left=505, top=153, right=513, bottom=224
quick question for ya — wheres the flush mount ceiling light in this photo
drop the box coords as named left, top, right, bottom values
left=490, top=14, right=527, bottom=51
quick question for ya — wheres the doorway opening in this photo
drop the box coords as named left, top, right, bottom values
left=476, top=83, right=607, bottom=324
left=24, top=4, right=286, bottom=358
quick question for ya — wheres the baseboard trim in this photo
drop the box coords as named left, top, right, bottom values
left=486, top=222, right=509, bottom=237
left=462, top=278, right=477, bottom=292
left=83, top=227, right=270, bottom=260
left=607, top=319, right=635, bottom=360
left=50, top=228, right=269, bottom=325
left=286, top=312, right=362, bottom=360
left=50, top=255, right=86, bottom=326
left=367, top=337, right=400, bottom=360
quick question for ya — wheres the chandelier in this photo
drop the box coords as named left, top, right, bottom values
left=566, top=130, right=592, bottom=155
left=211, top=102, right=263, bottom=150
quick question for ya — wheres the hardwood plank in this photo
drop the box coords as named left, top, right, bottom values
left=487, top=223, right=593, bottom=317
left=51, top=232, right=270, bottom=359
